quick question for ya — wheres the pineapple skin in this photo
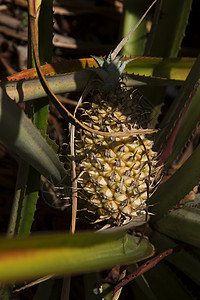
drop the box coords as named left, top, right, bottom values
left=76, top=88, right=159, bottom=225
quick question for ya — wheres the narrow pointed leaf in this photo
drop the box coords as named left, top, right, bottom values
left=125, top=57, right=194, bottom=80
left=28, top=0, right=42, bottom=18
left=1, top=57, right=194, bottom=105
left=146, top=0, right=192, bottom=57
left=150, top=142, right=200, bottom=223
left=16, top=0, right=54, bottom=237
left=0, top=88, right=67, bottom=185
left=3, top=70, right=183, bottom=104
left=127, top=73, right=183, bottom=86
left=121, top=0, right=150, bottom=56
left=4, top=57, right=194, bottom=82
left=165, top=85, right=200, bottom=167
left=154, top=53, right=200, bottom=152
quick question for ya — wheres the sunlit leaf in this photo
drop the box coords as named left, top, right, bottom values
left=5, top=57, right=194, bottom=82
left=0, top=231, right=154, bottom=283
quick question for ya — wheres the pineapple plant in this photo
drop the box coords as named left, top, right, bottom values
left=75, top=54, right=162, bottom=226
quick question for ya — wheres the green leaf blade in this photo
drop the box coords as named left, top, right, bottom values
left=0, top=88, right=67, bottom=185
left=154, top=207, right=200, bottom=248
left=154, top=54, right=200, bottom=153
left=0, top=231, right=154, bottom=283
left=150, top=143, right=200, bottom=223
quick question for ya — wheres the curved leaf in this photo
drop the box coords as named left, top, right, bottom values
left=0, top=231, right=154, bottom=283
left=150, top=142, right=200, bottom=223
left=0, top=87, right=67, bottom=185
left=164, top=85, right=200, bottom=167
left=154, top=54, right=200, bottom=153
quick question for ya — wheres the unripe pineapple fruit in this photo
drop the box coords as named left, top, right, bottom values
left=75, top=55, right=160, bottom=226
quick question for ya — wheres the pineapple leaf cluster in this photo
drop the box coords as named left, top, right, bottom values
left=91, top=53, right=134, bottom=92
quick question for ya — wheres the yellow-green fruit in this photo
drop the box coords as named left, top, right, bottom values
left=76, top=88, right=160, bottom=225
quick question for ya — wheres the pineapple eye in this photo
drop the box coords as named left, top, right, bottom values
left=76, top=88, right=160, bottom=225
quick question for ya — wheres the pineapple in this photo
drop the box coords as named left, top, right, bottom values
left=75, top=55, right=160, bottom=226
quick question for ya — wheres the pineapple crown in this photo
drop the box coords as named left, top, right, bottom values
left=91, top=52, right=134, bottom=92
left=89, top=1, right=158, bottom=92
